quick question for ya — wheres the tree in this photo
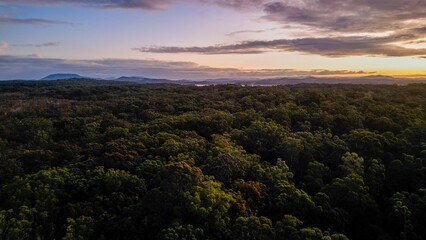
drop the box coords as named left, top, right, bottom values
left=0, top=156, right=22, bottom=185
left=0, top=168, right=75, bottom=239
left=235, top=121, right=287, bottom=162
left=275, top=214, right=303, bottom=240
left=365, top=159, right=385, bottom=198
left=62, top=216, right=94, bottom=240
left=338, top=152, right=364, bottom=177
left=159, top=224, right=204, bottom=240
left=204, top=134, right=259, bottom=183
left=344, top=129, right=383, bottom=160
left=183, top=180, right=235, bottom=238
left=271, top=179, right=315, bottom=220
left=303, top=161, right=330, bottom=194
left=231, top=216, right=274, bottom=240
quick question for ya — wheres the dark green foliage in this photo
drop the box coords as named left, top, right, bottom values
left=0, top=81, right=425, bottom=239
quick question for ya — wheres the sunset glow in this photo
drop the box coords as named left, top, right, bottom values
left=1, top=0, right=425, bottom=79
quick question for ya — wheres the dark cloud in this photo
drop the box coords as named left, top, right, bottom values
left=133, top=30, right=426, bottom=57
left=3, top=0, right=425, bottom=34
left=226, top=30, right=265, bottom=37
left=5, top=0, right=424, bottom=33
left=0, top=17, right=71, bottom=25
left=12, top=42, right=60, bottom=47
left=0, top=55, right=373, bottom=80
left=263, top=0, right=426, bottom=33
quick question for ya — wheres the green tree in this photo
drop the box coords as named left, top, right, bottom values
left=62, top=216, right=94, bottom=240
left=184, top=180, right=235, bottom=237
left=338, top=152, right=364, bottom=177
left=231, top=216, right=274, bottom=240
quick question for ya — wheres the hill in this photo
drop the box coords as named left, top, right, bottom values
left=41, top=73, right=85, bottom=80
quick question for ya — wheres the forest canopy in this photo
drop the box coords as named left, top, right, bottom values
left=0, top=80, right=425, bottom=240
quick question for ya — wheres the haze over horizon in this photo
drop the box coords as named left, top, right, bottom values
left=1, top=0, right=426, bottom=80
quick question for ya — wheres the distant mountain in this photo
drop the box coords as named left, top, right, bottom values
left=361, top=75, right=394, bottom=79
left=195, top=76, right=426, bottom=86
left=41, top=73, right=85, bottom=80
left=115, top=76, right=177, bottom=84
left=35, top=74, right=425, bottom=85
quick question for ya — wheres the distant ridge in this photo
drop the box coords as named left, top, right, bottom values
left=115, top=76, right=176, bottom=84
left=35, top=74, right=426, bottom=86
left=41, top=73, right=85, bottom=80
left=361, top=75, right=394, bottom=79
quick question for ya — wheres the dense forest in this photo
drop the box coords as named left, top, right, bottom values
left=0, top=80, right=425, bottom=240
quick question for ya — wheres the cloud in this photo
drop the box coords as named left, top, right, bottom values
left=3, top=0, right=426, bottom=59
left=4, top=1, right=425, bottom=39
left=3, top=0, right=425, bottom=35
left=126, top=0, right=426, bottom=58
left=226, top=30, right=265, bottom=37
left=0, top=17, right=71, bottom=25
left=0, top=55, right=373, bottom=80
left=4, top=0, right=425, bottom=32
left=263, top=0, right=426, bottom=33
left=133, top=30, right=426, bottom=57
left=12, top=42, right=60, bottom=47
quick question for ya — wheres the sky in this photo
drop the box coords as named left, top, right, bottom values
left=0, top=0, right=425, bottom=80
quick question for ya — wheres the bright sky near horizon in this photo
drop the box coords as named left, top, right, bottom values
left=0, top=0, right=425, bottom=80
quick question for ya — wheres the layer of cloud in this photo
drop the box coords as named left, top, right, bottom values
left=3, top=0, right=425, bottom=35
left=0, top=16, right=70, bottom=25
left=12, top=42, right=60, bottom=47
left=3, top=0, right=426, bottom=58
left=120, top=0, right=425, bottom=57
left=134, top=29, right=426, bottom=57
left=263, top=0, right=426, bottom=33
left=4, top=0, right=425, bottom=32
left=0, top=55, right=373, bottom=80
